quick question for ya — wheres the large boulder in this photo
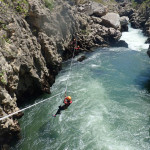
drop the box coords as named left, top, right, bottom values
left=120, top=16, right=129, bottom=26
left=112, top=40, right=128, bottom=48
left=91, top=2, right=107, bottom=17
left=120, top=16, right=129, bottom=31
left=78, top=1, right=107, bottom=17
left=101, top=13, right=120, bottom=29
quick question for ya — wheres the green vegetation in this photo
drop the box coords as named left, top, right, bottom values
left=0, top=21, right=7, bottom=30
left=91, top=0, right=116, bottom=5
left=131, top=0, right=138, bottom=8
left=15, top=0, right=28, bottom=16
left=0, top=70, right=6, bottom=85
left=81, top=29, right=89, bottom=35
left=131, top=0, right=150, bottom=9
left=0, top=21, right=11, bottom=44
left=2, top=35, right=11, bottom=44
left=73, top=0, right=116, bottom=5
left=0, top=0, right=28, bottom=46
left=92, top=0, right=105, bottom=4
left=44, top=0, right=54, bottom=10
left=0, top=0, right=29, bottom=16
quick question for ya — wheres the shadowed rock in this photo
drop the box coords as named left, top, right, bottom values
left=111, top=40, right=128, bottom=48
left=147, top=45, right=150, bottom=57
left=120, top=16, right=129, bottom=31
left=77, top=55, right=86, bottom=62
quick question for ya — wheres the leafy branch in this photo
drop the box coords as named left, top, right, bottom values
left=0, top=70, right=7, bottom=85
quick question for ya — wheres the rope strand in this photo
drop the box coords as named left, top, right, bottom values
left=64, top=38, right=77, bottom=96
left=0, top=92, right=64, bottom=121
left=0, top=37, right=78, bottom=121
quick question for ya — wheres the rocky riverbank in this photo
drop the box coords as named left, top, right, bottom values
left=117, top=0, right=150, bottom=54
left=0, top=0, right=129, bottom=148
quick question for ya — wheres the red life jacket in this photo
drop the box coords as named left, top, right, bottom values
left=75, top=46, right=80, bottom=50
left=64, top=98, right=72, bottom=105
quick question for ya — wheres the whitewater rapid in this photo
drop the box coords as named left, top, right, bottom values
left=11, top=26, right=150, bottom=150
left=120, top=24, right=149, bottom=51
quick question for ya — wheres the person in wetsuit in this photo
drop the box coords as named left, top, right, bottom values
left=53, top=96, right=72, bottom=117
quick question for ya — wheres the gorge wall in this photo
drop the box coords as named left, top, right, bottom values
left=0, top=0, right=129, bottom=148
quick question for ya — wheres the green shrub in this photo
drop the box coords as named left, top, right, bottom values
left=0, top=71, right=6, bottom=85
left=81, top=29, right=89, bottom=35
left=0, top=0, right=29, bottom=16
left=15, top=0, right=29, bottom=16
left=91, top=0, right=116, bottom=4
left=131, top=0, right=150, bottom=9
left=44, top=0, right=54, bottom=10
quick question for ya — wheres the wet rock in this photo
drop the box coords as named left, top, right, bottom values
left=147, top=45, right=150, bottom=57
left=77, top=55, right=86, bottom=62
left=127, top=3, right=150, bottom=43
left=112, top=40, right=128, bottom=48
left=118, top=3, right=134, bottom=18
left=120, top=16, right=129, bottom=31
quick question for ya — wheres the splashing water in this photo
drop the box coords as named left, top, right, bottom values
left=120, top=24, right=149, bottom=51
left=11, top=26, right=150, bottom=150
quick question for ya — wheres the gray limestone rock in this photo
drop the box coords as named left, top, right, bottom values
left=101, top=13, right=121, bottom=29
left=120, top=16, right=129, bottom=31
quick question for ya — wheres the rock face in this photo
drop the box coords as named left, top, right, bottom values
left=120, top=16, right=129, bottom=31
left=147, top=45, right=150, bottom=57
left=78, top=1, right=108, bottom=16
left=0, top=0, right=71, bottom=147
left=101, top=13, right=121, bottom=29
left=91, top=2, right=108, bottom=17
left=118, top=2, right=134, bottom=18
left=0, top=0, right=124, bottom=147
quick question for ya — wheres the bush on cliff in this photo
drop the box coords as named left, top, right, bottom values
left=131, top=0, right=150, bottom=9
left=0, top=0, right=29, bottom=16
left=44, top=0, right=54, bottom=10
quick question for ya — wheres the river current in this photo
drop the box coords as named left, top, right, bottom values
left=11, top=26, right=150, bottom=150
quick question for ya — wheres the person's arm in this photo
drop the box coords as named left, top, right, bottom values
left=64, top=98, right=68, bottom=104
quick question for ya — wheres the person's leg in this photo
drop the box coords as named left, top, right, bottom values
left=53, top=106, right=62, bottom=117
left=61, top=105, right=68, bottom=110
left=53, top=105, right=69, bottom=117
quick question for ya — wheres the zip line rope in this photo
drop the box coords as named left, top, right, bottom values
left=0, top=92, right=64, bottom=121
left=64, top=38, right=77, bottom=97
left=0, top=38, right=78, bottom=121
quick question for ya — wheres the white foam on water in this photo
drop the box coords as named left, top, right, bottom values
left=11, top=25, right=150, bottom=150
left=120, top=24, right=149, bottom=51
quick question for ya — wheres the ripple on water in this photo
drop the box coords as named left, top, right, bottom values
left=11, top=26, right=150, bottom=150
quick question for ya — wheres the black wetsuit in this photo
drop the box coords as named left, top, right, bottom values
left=54, top=99, right=72, bottom=116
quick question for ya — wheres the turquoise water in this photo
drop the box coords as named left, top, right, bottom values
left=11, top=27, right=150, bottom=150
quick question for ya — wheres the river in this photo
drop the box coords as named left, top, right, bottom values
left=11, top=25, right=150, bottom=150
